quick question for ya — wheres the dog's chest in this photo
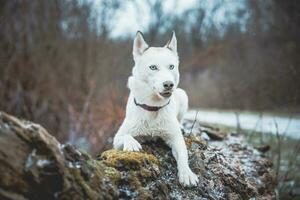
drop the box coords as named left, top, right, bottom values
left=134, top=116, right=170, bottom=138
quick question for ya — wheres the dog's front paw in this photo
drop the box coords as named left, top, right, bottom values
left=123, top=137, right=142, bottom=152
left=178, top=167, right=199, bottom=187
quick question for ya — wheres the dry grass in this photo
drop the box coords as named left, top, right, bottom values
left=66, top=84, right=127, bottom=155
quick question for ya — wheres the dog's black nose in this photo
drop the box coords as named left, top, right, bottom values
left=163, top=81, right=174, bottom=90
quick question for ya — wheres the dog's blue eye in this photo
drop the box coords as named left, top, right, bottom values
left=169, top=65, right=175, bottom=70
left=149, top=65, right=158, bottom=70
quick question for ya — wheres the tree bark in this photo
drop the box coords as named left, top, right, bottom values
left=0, top=112, right=276, bottom=200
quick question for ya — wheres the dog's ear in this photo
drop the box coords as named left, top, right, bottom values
left=133, top=31, right=149, bottom=61
left=165, top=31, right=177, bottom=53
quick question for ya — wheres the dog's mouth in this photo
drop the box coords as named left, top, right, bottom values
left=159, top=91, right=172, bottom=98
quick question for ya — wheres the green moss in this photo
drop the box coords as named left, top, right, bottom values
left=103, top=166, right=121, bottom=183
left=98, top=149, right=161, bottom=199
left=185, top=135, right=207, bottom=148
left=100, top=149, right=159, bottom=169
left=139, top=168, right=152, bottom=178
left=69, top=168, right=98, bottom=200
left=127, top=171, right=154, bottom=199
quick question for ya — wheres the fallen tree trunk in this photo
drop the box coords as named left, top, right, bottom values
left=0, top=112, right=275, bottom=200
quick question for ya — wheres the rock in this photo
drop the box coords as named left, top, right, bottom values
left=0, top=111, right=276, bottom=200
left=200, top=127, right=226, bottom=140
left=182, top=119, right=226, bottom=141
left=255, top=145, right=271, bottom=153
left=0, top=112, right=118, bottom=200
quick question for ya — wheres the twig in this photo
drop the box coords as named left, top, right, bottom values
left=276, top=113, right=294, bottom=194
left=283, top=114, right=293, bottom=138
left=234, top=111, right=241, bottom=134
left=190, top=111, right=199, bottom=135
left=280, top=140, right=300, bottom=193
left=250, top=112, right=263, bottom=136
left=274, top=118, right=281, bottom=184
left=68, top=81, right=96, bottom=143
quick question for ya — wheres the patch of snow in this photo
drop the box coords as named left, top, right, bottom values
left=0, top=123, right=10, bottom=130
left=67, top=161, right=81, bottom=169
left=25, top=149, right=37, bottom=170
left=185, top=110, right=300, bottom=139
left=37, top=159, right=51, bottom=167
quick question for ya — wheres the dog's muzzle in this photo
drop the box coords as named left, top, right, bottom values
left=159, top=91, right=172, bottom=98
left=160, top=81, right=174, bottom=98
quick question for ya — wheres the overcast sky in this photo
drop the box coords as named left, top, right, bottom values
left=92, top=0, right=247, bottom=38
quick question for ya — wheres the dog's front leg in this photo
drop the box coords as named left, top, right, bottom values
left=113, top=120, right=142, bottom=152
left=165, top=124, right=199, bottom=186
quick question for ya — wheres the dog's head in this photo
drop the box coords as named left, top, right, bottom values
left=131, top=31, right=179, bottom=100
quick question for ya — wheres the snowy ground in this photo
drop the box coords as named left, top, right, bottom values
left=185, top=109, right=300, bottom=139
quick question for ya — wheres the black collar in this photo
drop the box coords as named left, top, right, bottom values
left=134, top=98, right=170, bottom=112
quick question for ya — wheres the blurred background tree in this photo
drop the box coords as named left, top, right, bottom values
left=1, top=0, right=300, bottom=198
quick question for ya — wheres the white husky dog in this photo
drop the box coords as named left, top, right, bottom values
left=113, top=31, right=199, bottom=186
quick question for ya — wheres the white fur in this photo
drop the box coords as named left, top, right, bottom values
left=113, top=31, right=199, bottom=186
